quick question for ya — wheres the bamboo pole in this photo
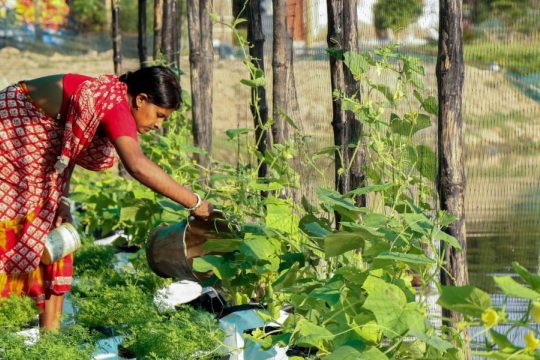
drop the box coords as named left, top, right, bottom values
left=162, top=0, right=174, bottom=65
left=248, top=0, right=271, bottom=181
left=436, top=0, right=470, bottom=357
left=112, top=0, right=122, bottom=75
left=272, top=0, right=288, bottom=144
left=138, top=0, right=148, bottom=67
left=153, top=0, right=163, bottom=60
left=187, top=0, right=213, bottom=171
left=326, top=0, right=365, bottom=209
left=173, top=0, right=181, bottom=70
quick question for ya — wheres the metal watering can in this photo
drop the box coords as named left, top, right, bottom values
left=145, top=212, right=233, bottom=282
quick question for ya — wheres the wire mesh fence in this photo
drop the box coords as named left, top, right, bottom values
left=1, top=0, right=539, bottom=296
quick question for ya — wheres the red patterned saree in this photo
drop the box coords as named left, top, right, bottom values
left=0, top=75, right=127, bottom=307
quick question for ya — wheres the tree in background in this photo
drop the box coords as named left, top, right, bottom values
left=69, top=0, right=107, bottom=32
left=373, top=0, right=423, bottom=39
left=466, top=0, right=539, bottom=33
left=68, top=0, right=149, bottom=33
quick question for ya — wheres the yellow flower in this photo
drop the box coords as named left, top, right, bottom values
left=531, top=302, right=540, bottom=323
left=524, top=331, right=540, bottom=353
left=481, top=308, right=499, bottom=328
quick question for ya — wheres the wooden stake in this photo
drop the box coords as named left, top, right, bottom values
left=112, top=0, right=122, bottom=75
left=248, top=0, right=270, bottom=181
left=437, top=0, right=471, bottom=357
left=138, top=0, right=148, bottom=67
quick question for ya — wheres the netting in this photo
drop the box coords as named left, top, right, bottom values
left=1, top=0, right=540, bottom=298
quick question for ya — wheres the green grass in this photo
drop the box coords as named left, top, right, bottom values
left=464, top=40, right=540, bottom=74
left=410, top=38, right=540, bottom=74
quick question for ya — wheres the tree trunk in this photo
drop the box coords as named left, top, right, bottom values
left=153, top=0, right=163, bottom=60
left=138, top=0, right=148, bottom=67
left=437, top=0, right=470, bottom=357
left=327, top=0, right=364, bottom=207
left=162, top=0, right=174, bottom=65
left=248, top=0, right=270, bottom=180
left=173, top=0, right=181, bottom=70
left=112, top=0, right=122, bottom=75
left=342, top=0, right=365, bottom=205
left=272, top=0, right=288, bottom=145
left=187, top=0, right=213, bottom=171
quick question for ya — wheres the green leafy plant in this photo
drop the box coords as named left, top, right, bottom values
left=122, top=306, right=225, bottom=359
left=0, top=325, right=96, bottom=359
left=0, top=295, right=38, bottom=331
left=191, top=17, right=464, bottom=356
left=439, top=262, right=540, bottom=358
left=72, top=283, right=159, bottom=331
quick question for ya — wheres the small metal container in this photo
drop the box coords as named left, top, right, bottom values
left=41, top=223, right=81, bottom=265
left=145, top=213, right=232, bottom=281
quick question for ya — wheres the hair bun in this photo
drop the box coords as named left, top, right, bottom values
left=119, top=71, right=133, bottom=82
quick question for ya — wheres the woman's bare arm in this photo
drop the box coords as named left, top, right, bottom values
left=112, top=136, right=212, bottom=218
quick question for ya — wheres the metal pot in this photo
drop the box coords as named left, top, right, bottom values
left=145, top=213, right=232, bottom=281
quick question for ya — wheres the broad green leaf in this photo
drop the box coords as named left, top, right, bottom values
left=346, top=183, right=393, bottom=197
left=240, top=77, right=266, bottom=87
left=376, top=252, right=435, bottom=265
left=344, top=51, right=369, bottom=77
left=324, top=226, right=383, bottom=257
left=342, top=97, right=359, bottom=112
left=313, top=145, right=340, bottom=159
left=362, top=213, right=389, bottom=228
left=119, top=207, right=138, bottom=222
left=494, top=276, right=540, bottom=300
left=240, top=236, right=281, bottom=261
left=401, top=213, right=433, bottom=235
left=438, top=286, right=492, bottom=317
left=363, top=276, right=425, bottom=339
left=489, top=329, right=518, bottom=353
left=413, top=90, right=438, bottom=115
left=352, top=317, right=380, bottom=344
left=415, top=145, right=437, bottom=181
left=432, top=229, right=462, bottom=250
left=325, top=346, right=364, bottom=360
left=437, top=211, right=457, bottom=227
left=324, top=232, right=365, bottom=257
left=408, top=330, right=454, bottom=352
left=299, top=214, right=332, bottom=238
left=317, top=187, right=362, bottom=219
left=202, top=238, right=243, bottom=252
left=233, top=18, right=247, bottom=26
left=358, top=347, right=388, bottom=360
left=265, top=197, right=299, bottom=235
left=192, top=255, right=235, bottom=279
left=225, top=128, right=251, bottom=140
left=309, top=281, right=343, bottom=306
left=291, top=319, right=334, bottom=350
left=513, top=262, right=540, bottom=292
left=273, top=263, right=300, bottom=290
left=403, top=56, right=425, bottom=75
left=422, top=96, right=438, bottom=115
left=370, top=82, right=394, bottom=103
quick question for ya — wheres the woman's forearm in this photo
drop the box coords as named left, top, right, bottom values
left=127, top=156, right=199, bottom=209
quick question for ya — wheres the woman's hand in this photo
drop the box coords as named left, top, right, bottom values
left=54, top=201, right=73, bottom=227
left=191, top=200, right=213, bottom=220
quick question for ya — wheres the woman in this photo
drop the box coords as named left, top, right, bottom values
left=0, top=66, right=212, bottom=330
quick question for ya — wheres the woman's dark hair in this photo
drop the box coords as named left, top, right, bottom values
left=119, top=66, right=181, bottom=109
